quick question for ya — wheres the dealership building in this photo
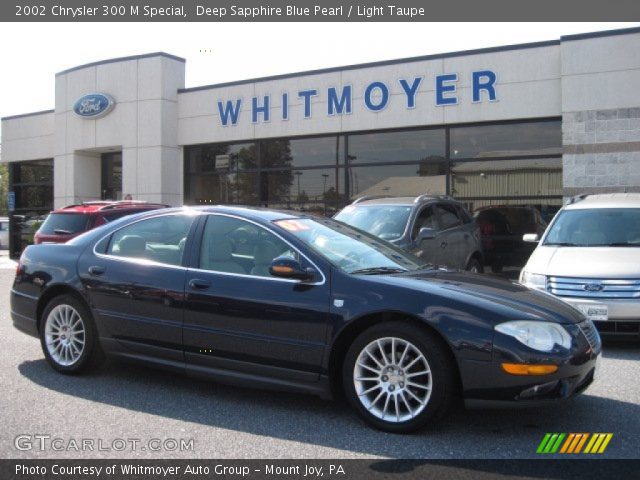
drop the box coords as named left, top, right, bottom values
left=2, top=26, right=640, bottom=256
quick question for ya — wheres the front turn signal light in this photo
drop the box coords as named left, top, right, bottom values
left=502, top=363, right=558, bottom=376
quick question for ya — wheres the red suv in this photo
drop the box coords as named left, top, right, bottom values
left=34, top=201, right=168, bottom=244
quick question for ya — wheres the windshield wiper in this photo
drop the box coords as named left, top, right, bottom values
left=350, top=266, right=408, bottom=275
left=544, top=242, right=578, bottom=247
left=53, top=229, right=72, bottom=235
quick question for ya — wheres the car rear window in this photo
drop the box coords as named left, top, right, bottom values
left=38, top=213, right=90, bottom=235
left=476, top=208, right=535, bottom=235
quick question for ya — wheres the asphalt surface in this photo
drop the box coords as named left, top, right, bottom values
left=1, top=263, right=639, bottom=459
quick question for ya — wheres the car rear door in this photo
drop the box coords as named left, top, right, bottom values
left=182, top=213, right=331, bottom=383
left=78, top=212, right=197, bottom=363
left=434, top=203, right=466, bottom=269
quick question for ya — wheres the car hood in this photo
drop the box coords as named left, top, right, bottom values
left=525, top=245, right=640, bottom=278
left=365, top=269, right=585, bottom=325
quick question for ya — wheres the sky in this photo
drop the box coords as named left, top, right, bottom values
left=0, top=22, right=638, bottom=132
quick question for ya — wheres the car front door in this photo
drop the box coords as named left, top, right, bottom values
left=183, top=214, right=331, bottom=383
left=78, top=213, right=197, bottom=363
left=408, top=205, right=440, bottom=264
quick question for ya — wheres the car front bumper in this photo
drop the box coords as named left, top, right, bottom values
left=459, top=320, right=601, bottom=407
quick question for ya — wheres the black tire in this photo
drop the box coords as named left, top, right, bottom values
left=342, top=321, right=456, bottom=433
left=39, top=294, right=104, bottom=374
left=465, top=257, right=484, bottom=273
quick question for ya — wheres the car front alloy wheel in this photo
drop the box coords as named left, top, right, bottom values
left=344, top=322, right=455, bottom=432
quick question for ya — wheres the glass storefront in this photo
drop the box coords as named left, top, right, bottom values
left=184, top=118, right=562, bottom=218
left=9, top=159, right=54, bottom=258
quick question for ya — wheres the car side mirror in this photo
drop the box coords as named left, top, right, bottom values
left=417, top=227, right=437, bottom=242
left=269, top=256, right=316, bottom=281
left=523, top=233, right=540, bottom=243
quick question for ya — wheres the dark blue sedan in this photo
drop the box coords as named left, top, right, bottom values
left=10, top=206, right=601, bottom=432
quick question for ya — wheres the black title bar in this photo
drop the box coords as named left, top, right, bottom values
left=2, top=0, right=640, bottom=21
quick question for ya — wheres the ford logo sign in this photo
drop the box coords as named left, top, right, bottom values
left=73, top=93, right=115, bottom=119
left=584, top=283, right=604, bottom=292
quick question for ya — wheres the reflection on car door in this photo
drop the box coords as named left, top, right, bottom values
left=78, top=214, right=196, bottom=363
left=182, top=214, right=331, bottom=384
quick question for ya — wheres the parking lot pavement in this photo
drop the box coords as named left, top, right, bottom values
left=1, top=269, right=638, bottom=460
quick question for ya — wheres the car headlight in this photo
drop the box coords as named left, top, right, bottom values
left=495, top=320, right=572, bottom=352
left=520, top=271, right=546, bottom=290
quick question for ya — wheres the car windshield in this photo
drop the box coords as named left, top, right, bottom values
left=544, top=208, right=640, bottom=247
left=274, top=217, right=427, bottom=274
left=334, top=204, right=412, bottom=241
left=38, top=213, right=89, bottom=235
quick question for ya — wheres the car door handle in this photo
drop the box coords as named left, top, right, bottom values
left=440, top=241, right=448, bottom=249
left=189, top=279, right=211, bottom=290
left=88, top=266, right=105, bottom=276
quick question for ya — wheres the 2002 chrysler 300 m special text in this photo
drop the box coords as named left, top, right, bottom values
left=10, top=206, right=601, bottom=432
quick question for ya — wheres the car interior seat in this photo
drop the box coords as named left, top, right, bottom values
left=250, top=241, right=281, bottom=277
left=117, top=235, right=147, bottom=258
left=201, top=235, right=245, bottom=274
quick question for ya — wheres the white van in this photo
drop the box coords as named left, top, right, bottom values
left=520, top=193, right=640, bottom=336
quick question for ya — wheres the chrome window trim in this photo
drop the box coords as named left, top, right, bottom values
left=193, top=212, right=327, bottom=286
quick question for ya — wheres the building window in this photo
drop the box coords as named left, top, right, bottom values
left=9, top=159, right=53, bottom=258
left=260, top=167, right=344, bottom=216
left=450, top=120, right=562, bottom=159
left=261, top=136, right=344, bottom=169
left=183, top=119, right=561, bottom=219
left=451, top=157, right=563, bottom=213
left=347, top=128, right=446, bottom=165
left=346, top=163, right=447, bottom=200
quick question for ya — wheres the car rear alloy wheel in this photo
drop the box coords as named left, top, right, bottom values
left=44, top=304, right=85, bottom=366
left=344, top=322, right=455, bottom=432
left=354, top=337, right=432, bottom=423
left=40, top=295, right=104, bottom=374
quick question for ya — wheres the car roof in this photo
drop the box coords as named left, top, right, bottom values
left=348, top=195, right=457, bottom=207
left=564, top=193, right=640, bottom=210
left=53, top=201, right=168, bottom=214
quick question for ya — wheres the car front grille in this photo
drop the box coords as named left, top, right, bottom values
left=547, top=276, right=640, bottom=299
left=578, top=320, right=601, bottom=350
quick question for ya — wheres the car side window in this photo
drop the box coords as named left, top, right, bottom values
left=199, top=215, right=298, bottom=277
left=106, top=215, right=194, bottom=266
left=435, top=204, right=462, bottom=230
left=412, top=206, right=438, bottom=239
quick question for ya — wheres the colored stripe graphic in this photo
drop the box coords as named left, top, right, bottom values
left=538, top=433, right=613, bottom=454
left=537, top=433, right=565, bottom=454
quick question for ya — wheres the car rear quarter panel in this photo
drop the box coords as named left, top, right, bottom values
left=12, top=243, right=87, bottom=333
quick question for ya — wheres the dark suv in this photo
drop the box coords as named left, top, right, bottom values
left=474, top=206, right=547, bottom=273
left=34, top=201, right=168, bottom=244
left=334, top=195, right=484, bottom=272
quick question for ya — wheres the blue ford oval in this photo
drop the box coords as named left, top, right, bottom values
left=10, top=206, right=601, bottom=432
left=73, top=93, right=114, bottom=119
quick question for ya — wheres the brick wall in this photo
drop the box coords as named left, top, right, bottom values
left=563, top=108, right=640, bottom=196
